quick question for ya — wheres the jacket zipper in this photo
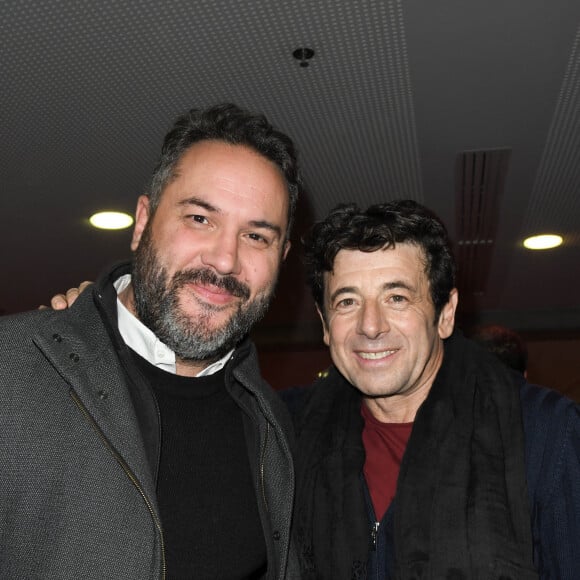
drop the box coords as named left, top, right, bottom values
left=260, top=422, right=270, bottom=512
left=370, top=521, right=380, bottom=551
left=70, top=390, right=166, bottom=580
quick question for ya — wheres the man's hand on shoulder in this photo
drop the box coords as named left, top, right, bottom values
left=39, top=281, right=93, bottom=310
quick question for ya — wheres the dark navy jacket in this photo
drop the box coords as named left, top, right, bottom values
left=282, top=376, right=580, bottom=579
left=363, top=378, right=580, bottom=580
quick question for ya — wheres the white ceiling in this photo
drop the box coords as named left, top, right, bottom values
left=1, top=0, right=579, bottom=339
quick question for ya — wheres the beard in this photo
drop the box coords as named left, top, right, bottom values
left=131, top=227, right=276, bottom=364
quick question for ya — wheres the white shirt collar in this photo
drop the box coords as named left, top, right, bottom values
left=114, top=274, right=233, bottom=376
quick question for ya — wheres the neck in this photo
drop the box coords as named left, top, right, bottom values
left=175, top=358, right=216, bottom=377
left=118, top=283, right=136, bottom=315
left=363, top=383, right=432, bottom=423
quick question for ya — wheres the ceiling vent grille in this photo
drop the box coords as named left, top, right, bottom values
left=455, top=148, right=511, bottom=296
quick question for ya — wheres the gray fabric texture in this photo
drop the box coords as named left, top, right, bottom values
left=0, top=271, right=295, bottom=580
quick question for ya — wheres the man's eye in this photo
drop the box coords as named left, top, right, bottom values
left=336, top=297, right=355, bottom=308
left=247, top=232, right=269, bottom=245
left=191, top=215, right=209, bottom=224
left=390, top=295, right=408, bottom=306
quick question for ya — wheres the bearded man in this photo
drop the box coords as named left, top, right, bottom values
left=0, top=104, right=301, bottom=580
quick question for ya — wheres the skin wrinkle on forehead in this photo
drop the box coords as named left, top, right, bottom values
left=171, top=141, right=290, bottom=228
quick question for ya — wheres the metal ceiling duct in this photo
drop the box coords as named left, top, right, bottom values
left=455, top=148, right=511, bottom=297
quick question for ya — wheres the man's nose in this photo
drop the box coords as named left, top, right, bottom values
left=357, top=301, right=390, bottom=339
left=201, top=232, right=242, bottom=276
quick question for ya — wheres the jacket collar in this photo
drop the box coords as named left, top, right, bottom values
left=31, top=279, right=158, bottom=505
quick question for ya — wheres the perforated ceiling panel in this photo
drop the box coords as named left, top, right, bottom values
left=1, top=0, right=579, bottom=331
left=1, top=0, right=422, bottom=217
left=521, top=25, right=580, bottom=244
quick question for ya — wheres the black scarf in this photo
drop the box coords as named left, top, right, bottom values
left=293, top=333, right=538, bottom=579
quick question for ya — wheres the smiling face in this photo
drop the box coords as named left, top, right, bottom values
left=319, top=244, right=457, bottom=422
left=125, top=140, right=290, bottom=375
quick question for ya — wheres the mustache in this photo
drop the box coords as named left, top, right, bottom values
left=171, top=268, right=251, bottom=301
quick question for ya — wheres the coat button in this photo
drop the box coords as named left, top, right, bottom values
left=273, top=531, right=280, bottom=541
left=52, top=333, right=62, bottom=342
left=69, top=353, right=80, bottom=362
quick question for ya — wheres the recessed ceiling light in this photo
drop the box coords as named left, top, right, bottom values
left=523, top=234, right=563, bottom=250
left=89, top=211, right=134, bottom=230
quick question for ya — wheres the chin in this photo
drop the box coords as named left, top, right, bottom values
left=358, top=385, right=398, bottom=399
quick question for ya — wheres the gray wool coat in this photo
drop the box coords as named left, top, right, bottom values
left=0, top=268, right=295, bottom=580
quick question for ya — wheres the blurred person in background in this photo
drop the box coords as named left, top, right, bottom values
left=472, top=323, right=528, bottom=376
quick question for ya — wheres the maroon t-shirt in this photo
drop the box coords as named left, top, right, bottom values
left=361, top=403, right=413, bottom=521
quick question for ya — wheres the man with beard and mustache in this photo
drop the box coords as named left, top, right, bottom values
left=0, top=104, right=301, bottom=580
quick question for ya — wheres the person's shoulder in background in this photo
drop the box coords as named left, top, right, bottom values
left=517, top=373, right=580, bottom=578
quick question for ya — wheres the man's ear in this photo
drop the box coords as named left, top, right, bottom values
left=131, top=195, right=151, bottom=251
left=437, top=288, right=458, bottom=339
left=316, top=304, right=330, bottom=347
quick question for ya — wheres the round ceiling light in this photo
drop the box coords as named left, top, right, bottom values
left=89, top=211, right=134, bottom=230
left=523, top=234, right=563, bottom=250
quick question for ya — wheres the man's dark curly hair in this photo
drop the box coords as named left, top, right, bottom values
left=303, top=200, right=456, bottom=322
left=147, top=103, right=302, bottom=239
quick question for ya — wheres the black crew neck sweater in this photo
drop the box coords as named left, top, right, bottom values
left=131, top=352, right=267, bottom=580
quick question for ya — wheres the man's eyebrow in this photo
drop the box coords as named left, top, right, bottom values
left=329, top=280, right=415, bottom=304
left=382, top=280, right=415, bottom=292
left=177, top=197, right=282, bottom=237
left=248, top=220, right=282, bottom=237
left=177, top=197, right=217, bottom=212
left=329, top=286, right=358, bottom=304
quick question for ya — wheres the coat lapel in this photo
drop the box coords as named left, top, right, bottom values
left=32, top=295, right=158, bottom=509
